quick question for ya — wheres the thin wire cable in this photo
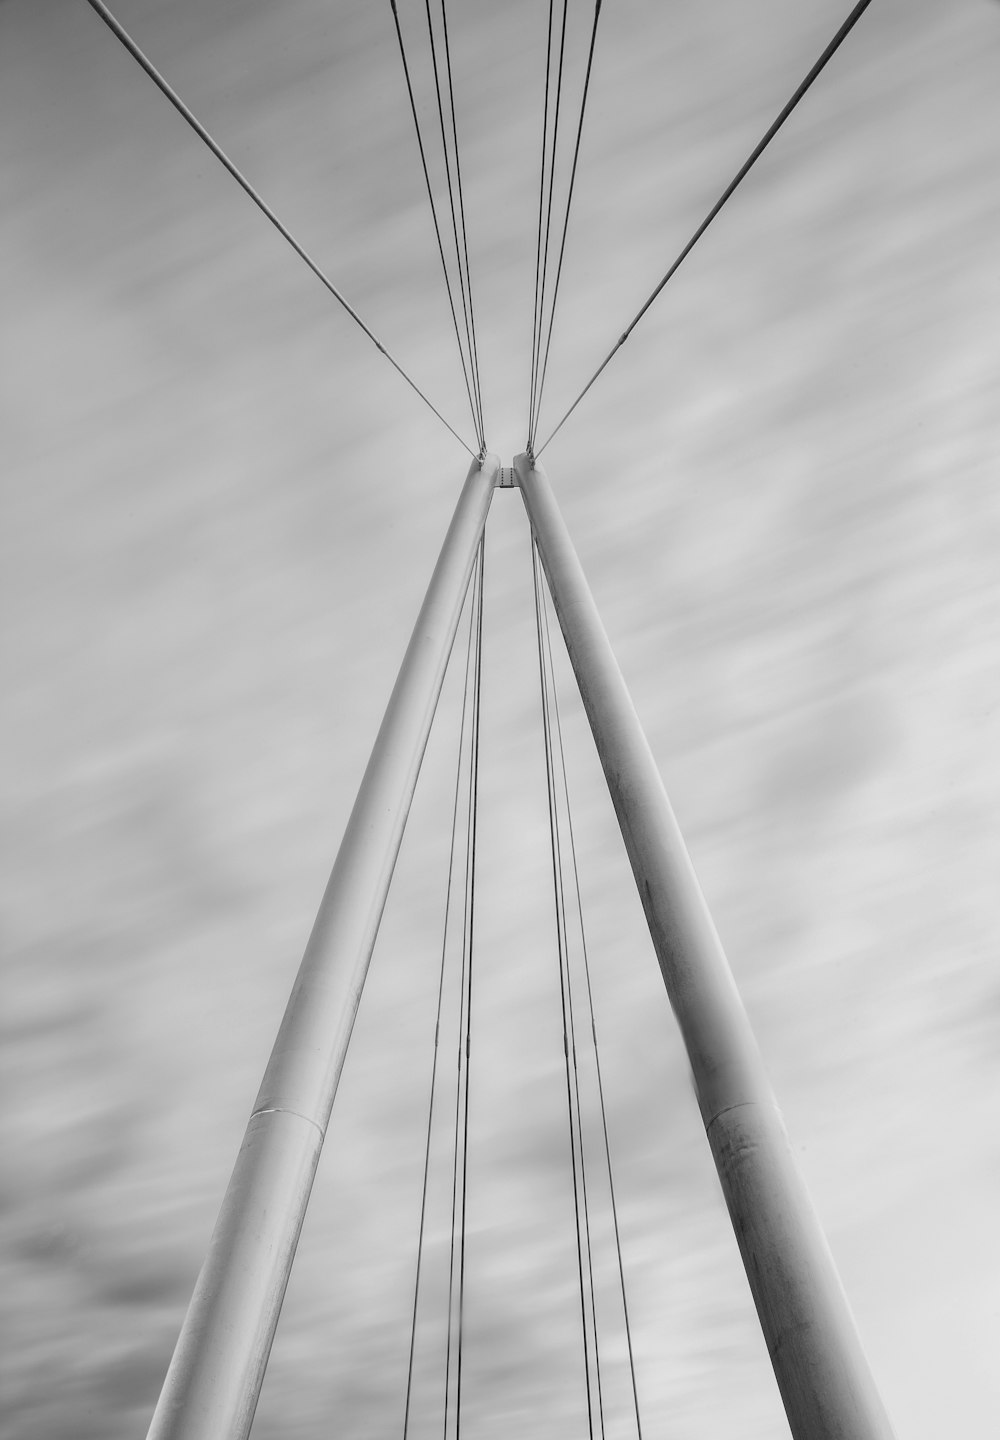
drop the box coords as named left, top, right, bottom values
left=536, top=0, right=874, bottom=456
left=532, top=541, right=597, bottom=1440
left=84, top=0, right=475, bottom=456
left=442, top=538, right=484, bottom=1440
left=535, top=544, right=610, bottom=1440
left=454, top=534, right=485, bottom=1440
left=530, top=0, right=570, bottom=444
left=424, top=0, right=485, bottom=449
left=401, top=552, right=481, bottom=1440
left=528, top=0, right=571, bottom=448
left=535, top=550, right=607, bottom=1440
left=530, top=0, right=603, bottom=452
left=537, top=565, right=644, bottom=1440
left=527, top=0, right=557, bottom=447
left=389, top=0, right=484, bottom=452
left=440, top=1, right=486, bottom=447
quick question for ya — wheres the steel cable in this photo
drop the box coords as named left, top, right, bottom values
left=536, top=0, right=874, bottom=456
left=530, top=0, right=603, bottom=452
left=527, top=0, right=558, bottom=448
left=528, top=0, right=573, bottom=448
left=440, top=2, right=486, bottom=447
left=84, top=0, right=475, bottom=455
left=536, top=557, right=644, bottom=1440
left=401, top=548, right=482, bottom=1440
left=440, top=537, right=483, bottom=1440
left=453, top=533, right=485, bottom=1440
left=535, top=552, right=607, bottom=1440
left=424, top=0, right=486, bottom=449
left=390, top=0, right=484, bottom=452
left=530, top=0, right=571, bottom=446
left=532, top=539, right=599, bottom=1440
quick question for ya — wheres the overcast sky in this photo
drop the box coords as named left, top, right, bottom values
left=3, top=1, right=1000, bottom=1438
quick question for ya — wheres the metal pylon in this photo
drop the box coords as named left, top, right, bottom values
left=147, top=452, right=894, bottom=1440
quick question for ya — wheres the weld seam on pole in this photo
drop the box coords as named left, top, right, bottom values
left=248, top=1108, right=326, bottom=1138
left=704, top=1098, right=783, bottom=1132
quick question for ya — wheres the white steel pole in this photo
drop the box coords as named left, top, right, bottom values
left=515, top=453, right=894, bottom=1440
left=148, top=454, right=500, bottom=1440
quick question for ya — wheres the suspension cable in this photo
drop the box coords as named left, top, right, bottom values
left=402, top=548, right=482, bottom=1440
left=527, top=0, right=558, bottom=450
left=440, top=1, right=486, bottom=448
left=528, top=0, right=573, bottom=449
left=536, top=557, right=644, bottom=1440
left=84, top=0, right=476, bottom=456
left=535, top=548, right=608, bottom=1440
left=532, top=540, right=599, bottom=1440
left=535, top=0, right=874, bottom=457
left=530, top=0, right=603, bottom=452
left=390, top=0, right=484, bottom=452
left=453, top=533, right=485, bottom=1440
left=529, top=0, right=571, bottom=445
left=424, top=0, right=486, bottom=449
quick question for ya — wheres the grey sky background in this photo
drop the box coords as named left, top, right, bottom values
left=2, top=1, right=999, bottom=1437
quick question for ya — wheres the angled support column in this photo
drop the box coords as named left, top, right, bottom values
left=148, top=453, right=500, bottom=1440
left=515, top=453, right=894, bottom=1440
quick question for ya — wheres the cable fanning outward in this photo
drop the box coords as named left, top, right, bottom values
left=535, top=0, right=874, bottom=457
left=84, top=0, right=476, bottom=456
left=530, top=0, right=603, bottom=454
left=439, top=2, right=487, bottom=449
left=423, top=0, right=487, bottom=450
left=527, top=0, right=554, bottom=448
left=527, top=0, right=568, bottom=451
left=390, top=0, right=484, bottom=452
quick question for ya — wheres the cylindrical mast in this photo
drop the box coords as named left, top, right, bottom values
left=148, top=454, right=499, bottom=1440
left=515, top=452, right=894, bottom=1440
